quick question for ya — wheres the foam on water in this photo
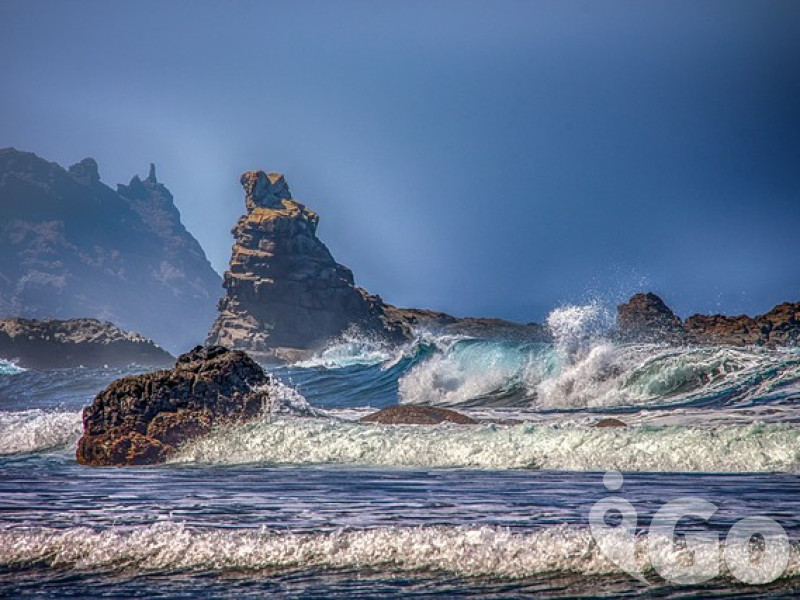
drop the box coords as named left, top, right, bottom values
left=0, top=359, right=25, bottom=376
left=172, top=417, right=800, bottom=472
left=1, top=522, right=798, bottom=581
left=394, top=303, right=800, bottom=410
left=0, top=409, right=83, bottom=455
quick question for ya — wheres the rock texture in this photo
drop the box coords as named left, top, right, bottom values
left=617, top=293, right=685, bottom=343
left=0, top=317, right=173, bottom=369
left=0, top=148, right=221, bottom=353
left=207, top=170, right=406, bottom=356
left=617, top=293, right=800, bottom=347
left=361, top=405, right=477, bottom=425
left=207, top=170, right=550, bottom=359
left=76, top=346, right=271, bottom=466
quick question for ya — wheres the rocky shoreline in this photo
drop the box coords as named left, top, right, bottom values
left=617, top=292, right=800, bottom=347
left=0, top=317, right=174, bottom=369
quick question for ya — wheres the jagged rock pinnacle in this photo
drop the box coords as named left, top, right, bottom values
left=68, top=158, right=100, bottom=186
left=240, top=170, right=291, bottom=211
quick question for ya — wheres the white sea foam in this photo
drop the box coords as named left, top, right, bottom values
left=172, top=417, right=800, bottom=473
left=0, top=359, right=25, bottom=375
left=1, top=522, right=798, bottom=581
left=296, top=327, right=407, bottom=369
left=397, top=301, right=800, bottom=409
left=0, top=409, right=83, bottom=455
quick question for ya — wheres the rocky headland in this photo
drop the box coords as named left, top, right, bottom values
left=617, top=292, right=800, bottom=346
left=207, top=170, right=550, bottom=360
left=0, top=317, right=173, bottom=369
left=76, top=346, right=272, bottom=466
left=0, top=148, right=221, bottom=353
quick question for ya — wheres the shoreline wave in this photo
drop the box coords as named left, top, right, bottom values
left=172, top=417, right=800, bottom=473
left=1, top=522, right=798, bottom=582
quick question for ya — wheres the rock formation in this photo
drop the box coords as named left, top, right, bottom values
left=361, top=405, right=477, bottom=425
left=616, top=292, right=685, bottom=343
left=0, top=317, right=173, bottom=369
left=206, top=170, right=407, bottom=357
left=0, top=148, right=221, bottom=353
left=207, top=170, right=550, bottom=359
left=617, top=293, right=800, bottom=347
left=76, top=346, right=271, bottom=466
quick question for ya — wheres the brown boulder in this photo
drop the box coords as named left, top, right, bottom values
left=617, top=293, right=684, bottom=343
left=361, top=405, right=477, bottom=425
left=593, top=418, right=628, bottom=428
left=76, top=345, right=272, bottom=466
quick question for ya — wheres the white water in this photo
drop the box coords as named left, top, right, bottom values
left=172, top=417, right=800, bottom=472
left=0, top=409, right=83, bottom=455
left=1, top=521, right=798, bottom=581
left=395, top=303, right=800, bottom=409
left=0, top=359, right=25, bottom=376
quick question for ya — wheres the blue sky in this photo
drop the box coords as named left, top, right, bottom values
left=2, top=0, right=799, bottom=322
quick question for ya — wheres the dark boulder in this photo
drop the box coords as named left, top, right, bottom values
left=361, top=405, right=477, bottom=425
left=76, top=346, right=272, bottom=466
left=617, top=293, right=684, bottom=343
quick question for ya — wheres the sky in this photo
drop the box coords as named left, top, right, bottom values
left=1, top=0, right=799, bottom=323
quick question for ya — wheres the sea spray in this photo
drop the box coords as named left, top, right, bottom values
left=0, top=409, right=83, bottom=455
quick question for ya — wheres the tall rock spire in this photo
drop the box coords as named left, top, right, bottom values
left=206, top=169, right=405, bottom=357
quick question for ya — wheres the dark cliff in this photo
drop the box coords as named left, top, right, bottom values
left=0, top=148, right=221, bottom=353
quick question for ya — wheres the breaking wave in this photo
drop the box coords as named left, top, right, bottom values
left=0, top=359, right=25, bottom=376
left=0, top=409, right=83, bottom=455
left=2, top=522, right=798, bottom=581
left=388, top=304, right=800, bottom=410
left=172, top=417, right=800, bottom=473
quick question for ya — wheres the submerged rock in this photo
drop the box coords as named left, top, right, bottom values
left=0, top=317, right=173, bottom=369
left=361, top=405, right=477, bottom=425
left=593, top=418, right=627, bottom=428
left=76, top=346, right=272, bottom=466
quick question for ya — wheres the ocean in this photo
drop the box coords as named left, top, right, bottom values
left=2, top=304, right=800, bottom=598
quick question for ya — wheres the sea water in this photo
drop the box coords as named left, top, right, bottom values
left=2, top=304, right=800, bottom=598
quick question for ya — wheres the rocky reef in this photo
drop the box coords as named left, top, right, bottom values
left=0, top=317, right=173, bottom=369
left=76, top=346, right=272, bottom=466
left=206, top=170, right=408, bottom=358
left=0, top=148, right=221, bottom=353
left=617, top=293, right=800, bottom=346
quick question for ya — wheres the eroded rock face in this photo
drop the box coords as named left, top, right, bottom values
left=617, top=293, right=685, bottom=343
left=206, top=170, right=406, bottom=355
left=617, top=293, right=800, bottom=347
left=0, top=317, right=173, bottom=369
left=0, top=148, right=222, bottom=353
left=76, top=346, right=271, bottom=466
left=361, top=405, right=477, bottom=425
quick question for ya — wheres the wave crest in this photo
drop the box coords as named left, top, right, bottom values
left=172, top=417, right=800, bottom=472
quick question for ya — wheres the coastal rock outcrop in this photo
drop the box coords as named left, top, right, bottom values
left=617, top=293, right=685, bottom=343
left=206, top=170, right=406, bottom=357
left=617, top=293, right=800, bottom=347
left=0, top=317, right=173, bottom=369
left=0, top=148, right=221, bottom=353
left=361, top=405, right=477, bottom=425
left=76, top=346, right=271, bottom=466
